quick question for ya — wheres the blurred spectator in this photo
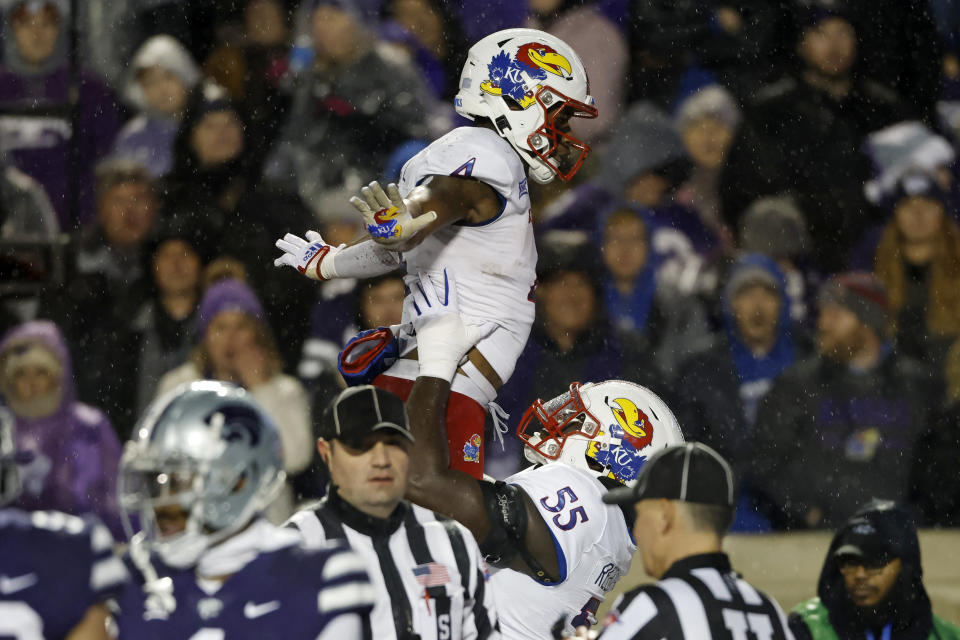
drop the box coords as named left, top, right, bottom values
left=911, top=336, right=960, bottom=528
left=299, top=270, right=404, bottom=387
left=203, top=0, right=293, bottom=148
left=379, top=0, right=467, bottom=100
left=737, top=194, right=817, bottom=326
left=872, top=170, right=960, bottom=369
left=266, top=0, right=435, bottom=216
left=721, top=5, right=909, bottom=272
left=0, top=320, right=122, bottom=535
left=156, top=278, right=313, bottom=519
left=493, top=235, right=663, bottom=479
left=0, top=0, right=121, bottom=228
left=163, top=81, right=317, bottom=367
left=626, top=1, right=792, bottom=108
left=525, top=0, right=627, bottom=144
left=752, top=273, right=940, bottom=529
left=838, top=0, right=942, bottom=125
left=672, top=84, right=741, bottom=253
left=789, top=501, right=960, bottom=639
left=128, top=215, right=214, bottom=420
left=675, top=254, right=803, bottom=467
left=600, top=208, right=712, bottom=379
left=112, top=35, right=200, bottom=178
left=40, top=159, right=158, bottom=431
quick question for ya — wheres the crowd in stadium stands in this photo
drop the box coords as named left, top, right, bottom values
left=3, top=0, right=960, bottom=534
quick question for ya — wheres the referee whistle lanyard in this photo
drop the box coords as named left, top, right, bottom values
left=865, top=623, right=892, bottom=640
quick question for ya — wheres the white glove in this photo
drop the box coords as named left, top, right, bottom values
left=274, top=230, right=342, bottom=280
left=350, top=181, right=437, bottom=249
left=406, top=269, right=496, bottom=381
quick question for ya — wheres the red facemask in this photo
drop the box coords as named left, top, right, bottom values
left=526, top=87, right=598, bottom=182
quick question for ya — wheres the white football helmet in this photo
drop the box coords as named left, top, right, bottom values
left=518, top=380, right=685, bottom=485
left=454, top=28, right=597, bottom=184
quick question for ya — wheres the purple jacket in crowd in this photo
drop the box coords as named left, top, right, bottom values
left=0, top=321, right=123, bottom=537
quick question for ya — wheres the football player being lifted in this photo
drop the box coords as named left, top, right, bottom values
left=112, top=381, right=374, bottom=639
left=401, top=270, right=685, bottom=639
left=275, top=28, right=598, bottom=477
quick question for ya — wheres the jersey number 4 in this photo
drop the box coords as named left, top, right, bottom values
left=539, top=487, right=589, bottom=531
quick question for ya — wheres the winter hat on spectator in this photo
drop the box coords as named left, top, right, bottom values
left=2, top=0, right=66, bottom=18
left=818, top=272, right=890, bottom=338
left=863, top=122, right=954, bottom=205
left=675, top=85, right=741, bottom=131
left=888, top=169, right=949, bottom=211
left=725, top=257, right=782, bottom=300
left=739, top=195, right=810, bottom=260
left=599, top=102, right=691, bottom=194
left=124, top=35, right=201, bottom=111
left=197, top=280, right=265, bottom=335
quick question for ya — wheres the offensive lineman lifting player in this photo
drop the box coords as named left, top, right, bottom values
left=274, top=28, right=599, bottom=477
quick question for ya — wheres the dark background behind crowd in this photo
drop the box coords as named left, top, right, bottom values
left=1, top=0, right=960, bottom=537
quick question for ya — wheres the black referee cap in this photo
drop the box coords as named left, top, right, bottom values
left=320, top=385, right=414, bottom=447
left=603, top=442, right=735, bottom=507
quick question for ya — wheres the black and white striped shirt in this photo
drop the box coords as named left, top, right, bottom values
left=286, top=490, right=499, bottom=640
left=599, top=553, right=794, bottom=640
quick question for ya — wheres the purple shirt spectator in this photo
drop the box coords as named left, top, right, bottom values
left=0, top=320, right=122, bottom=537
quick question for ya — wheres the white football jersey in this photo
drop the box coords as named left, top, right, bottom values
left=490, top=464, right=636, bottom=640
left=393, top=126, right=537, bottom=399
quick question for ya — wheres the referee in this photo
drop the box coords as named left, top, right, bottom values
left=597, top=443, right=794, bottom=639
left=286, top=385, right=499, bottom=640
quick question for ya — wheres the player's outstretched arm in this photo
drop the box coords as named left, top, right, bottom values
left=274, top=230, right=401, bottom=281
left=351, top=176, right=501, bottom=252
left=404, top=271, right=561, bottom=582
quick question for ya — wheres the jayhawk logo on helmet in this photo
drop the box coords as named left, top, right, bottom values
left=480, top=42, right=573, bottom=109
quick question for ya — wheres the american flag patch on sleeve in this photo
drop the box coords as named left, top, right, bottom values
left=412, top=562, right=450, bottom=587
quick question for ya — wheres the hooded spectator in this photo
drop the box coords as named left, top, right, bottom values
left=673, top=84, right=741, bottom=249
left=0, top=320, right=122, bottom=535
left=525, top=0, right=627, bottom=144
left=789, top=501, right=960, bottom=639
left=676, top=254, right=806, bottom=531
left=677, top=254, right=800, bottom=452
left=720, top=4, right=910, bottom=273
left=156, top=278, right=313, bottom=519
left=752, top=273, right=940, bottom=529
left=112, top=35, right=201, bottom=177
left=265, top=0, right=436, bottom=216
left=867, top=170, right=960, bottom=370
left=163, top=81, right=317, bottom=367
left=600, top=207, right=712, bottom=379
left=0, top=0, right=121, bottom=228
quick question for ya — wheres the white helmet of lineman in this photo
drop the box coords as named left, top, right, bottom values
left=454, top=28, right=598, bottom=185
left=517, top=380, right=685, bottom=485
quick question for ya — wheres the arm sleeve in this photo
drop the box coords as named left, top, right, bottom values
left=327, top=240, right=402, bottom=279
left=460, top=523, right=500, bottom=640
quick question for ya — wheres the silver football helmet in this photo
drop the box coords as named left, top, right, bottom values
left=118, top=381, right=285, bottom=568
